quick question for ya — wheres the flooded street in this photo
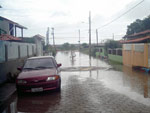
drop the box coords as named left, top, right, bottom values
left=2, top=51, right=150, bottom=113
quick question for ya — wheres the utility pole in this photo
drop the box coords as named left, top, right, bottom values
left=96, top=29, right=98, bottom=46
left=78, top=29, right=80, bottom=51
left=46, top=27, right=49, bottom=45
left=112, top=33, right=114, bottom=40
left=51, top=28, right=56, bottom=50
left=89, top=11, right=91, bottom=56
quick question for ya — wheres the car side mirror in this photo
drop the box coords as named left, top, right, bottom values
left=57, top=63, right=62, bottom=67
left=17, top=67, right=22, bottom=71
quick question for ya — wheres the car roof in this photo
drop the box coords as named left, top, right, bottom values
left=28, top=56, right=54, bottom=60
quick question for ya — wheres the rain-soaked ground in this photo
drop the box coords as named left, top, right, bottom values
left=2, top=51, right=150, bottom=113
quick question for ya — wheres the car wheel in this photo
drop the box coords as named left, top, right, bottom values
left=56, top=82, right=61, bottom=92
left=56, top=86, right=61, bottom=92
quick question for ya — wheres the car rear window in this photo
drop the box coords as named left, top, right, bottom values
left=23, top=58, right=55, bottom=69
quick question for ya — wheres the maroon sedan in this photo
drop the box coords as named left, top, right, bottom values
left=16, top=56, right=62, bottom=93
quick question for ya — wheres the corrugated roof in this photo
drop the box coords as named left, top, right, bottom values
left=0, top=16, right=27, bottom=29
left=123, top=30, right=150, bottom=39
left=120, top=36, right=150, bottom=43
left=129, top=30, right=150, bottom=37
left=0, top=34, right=22, bottom=41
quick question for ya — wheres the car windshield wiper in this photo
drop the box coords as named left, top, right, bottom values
left=35, top=66, right=54, bottom=69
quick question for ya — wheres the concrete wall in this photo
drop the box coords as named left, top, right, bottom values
left=123, top=43, right=149, bottom=68
left=107, top=49, right=122, bottom=64
left=0, top=40, right=36, bottom=84
left=0, top=41, right=36, bottom=63
left=96, top=47, right=123, bottom=63
left=0, top=58, right=25, bottom=84
left=108, top=54, right=122, bottom=64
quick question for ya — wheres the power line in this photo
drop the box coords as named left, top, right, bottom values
left=97, top=0, right=144, bottom=30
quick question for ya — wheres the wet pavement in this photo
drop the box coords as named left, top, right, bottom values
left=1, top=51, right=150, bottom=113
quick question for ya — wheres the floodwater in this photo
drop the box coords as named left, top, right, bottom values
left=56, top=51, right=150, bottom=104
left=1, top=51, right=150, bottom=113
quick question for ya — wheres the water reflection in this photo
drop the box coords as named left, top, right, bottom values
left=123, top=66, right=150, bottom=98
left=17, top=92, right=61, bottom=113
left=89, top=56, right=92, bottom=77
left=1, top=91, right=61, bottom=113
left=0, top=94, right=17, bottom=113
left=96, top=58, right=99, bottom=79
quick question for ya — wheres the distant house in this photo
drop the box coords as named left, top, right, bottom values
left=23, top=34, right=45, bottom=56
left=0, top=16, right=27, bottom=39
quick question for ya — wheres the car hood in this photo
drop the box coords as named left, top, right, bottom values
left=18, top=68, right=57, bottom=79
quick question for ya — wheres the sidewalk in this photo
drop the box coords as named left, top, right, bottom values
left=0, top=83, right=16, bottom=105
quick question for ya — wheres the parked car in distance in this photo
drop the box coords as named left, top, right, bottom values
left=16, top=56, right=62, bottom=93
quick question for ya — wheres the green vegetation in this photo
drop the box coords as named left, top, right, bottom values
left=58, top=42, right=77, bottom=51
left=43, top=45, right=57, bottom=57
left=81, top=43, right=88, bottom=48
left=126, top=15, right=150, bottom=35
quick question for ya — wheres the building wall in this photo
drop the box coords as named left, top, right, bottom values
left=0, top=41, right=37, bottom=84
left=0, top=41, right=36, bottom=63
left=108, top=54, right=122, bottom=64
left=0, top=41, right=5, bottom=62
left=35, top=38, right=43, bottom=56
left=0, top=19, right=9, bottom=34
left=123, top=43, right=149, bottom=68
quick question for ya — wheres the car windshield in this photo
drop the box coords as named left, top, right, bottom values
left=23, top=58, right=55, bottom=70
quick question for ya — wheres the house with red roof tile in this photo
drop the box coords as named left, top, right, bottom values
left=0, top=16, right=27, bottom=41
left=0, top=16, right=45, bottom=84
left=121, top=30, right=150, bottom=69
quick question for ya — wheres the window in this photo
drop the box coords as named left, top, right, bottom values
left=117, top=49, right=122, bottom=56
left=112, top=50, right=116, bottom=55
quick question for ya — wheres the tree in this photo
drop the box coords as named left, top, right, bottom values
left=62, top=42, right=70, bottom=49
left=126, top=15, right=150, bottom=35
left=105, top=40, right=121, bottom=49
left=81, top=43, right=88, bottom=48
left=70, top=44, right=75, bottom=50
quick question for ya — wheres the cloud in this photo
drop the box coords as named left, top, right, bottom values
left=0, top=0, right=149, bottom=44
left=50, top=11, right=69, bottom=17
left=116, top=0, right=150, bottom=21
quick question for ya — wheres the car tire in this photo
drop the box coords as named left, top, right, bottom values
left=56, top=86, right=61, bottom=92
left=56, top=81, right=61, bottom=92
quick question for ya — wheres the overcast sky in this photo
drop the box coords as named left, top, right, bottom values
left=0, top=0, right=150, bottom=44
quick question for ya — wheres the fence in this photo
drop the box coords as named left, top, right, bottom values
left=108, top=48, right=123, bottom=63
left=0, top=40, right=36, bottom=63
